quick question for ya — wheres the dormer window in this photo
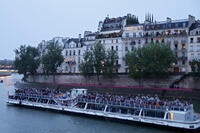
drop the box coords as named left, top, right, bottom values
left=182, top=23, right=186, bottom=28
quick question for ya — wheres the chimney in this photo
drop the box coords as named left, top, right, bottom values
left=166, top=17, right=172, bottom=23
left=79, top=34, right=81, bottom=41
left=188, top=14, right=196, bottom=28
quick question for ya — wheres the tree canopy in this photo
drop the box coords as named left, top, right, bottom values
left=126, top=15, right=139, bottom=25
left=41, top=42, right=64, bottom=75
left=103, top=49, right=119, bottom=78
left=125, top=43, right=175, bottom=79
left=92, top=42, right=106, bottom=81
left=189, top=59, right=200, bottom=76
left=14, top=45, right=40, bottom=80
left=79, top=51, right=94, bottom=77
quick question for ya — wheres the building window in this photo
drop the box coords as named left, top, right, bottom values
left=145, top=38, right=148, bottom=44
left=125, top=68, right=128, bottom=73
left=174, top=44, right=178, bottom=50
left=198, top=53, right=200, bottom=60
left=182, top=44, right=186, bottom=49
left=116, top=46, right=118, bottom=51
left=133, top=33, right=136, bottom=37
left=190, top=45, right=194, bottom=52
left=138, top=40, right=141, bottom=44
left=125, top=33, right=129, bottom=38
left=182, top=52, right=185, bottom=57
left=190, top=38, right=194, bottom=43
left=103, top=40, right=105, bottom=44
left=66, top=50, right=68, bottom=56
left=78, top=57, right=80, bottom=63
left=116, top=60, right=118, bottom=65
left=182, top=23, right=186, bottom=28
left=156, top=37, right=159, bottom=43
left=175, top=23, right=179, bottom=28
left=167, top=38, right=171, bottom=44
left=116, top=39, right=118, bottom=43
left=197, top=45, right=200, bottom=52
left=69, top=50, right=71, bottom=56
left=175, top=52, right=178, bottom=57
left=161, top=37, right=165, bottom=43
left=111, top=46, right=114, bottom=51
left=78, top=50, right=81, bottom=55
left=125, top=47, right=128, bottom=51
left=139, top=32, right=142, bottom=37
left=191, top=53, right=194, bottom=60
left=131, top=46, right=134, bottom=51
left=151, top=38, right=153, bottom=43
left=182, top=60, right=185, bottom=65
left=73, top=50, right=76, bottom=55
left=197, top=37, right=200, bottom=43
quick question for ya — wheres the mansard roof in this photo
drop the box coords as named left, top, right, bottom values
left=144, top=19, right=189, bottom=31
left=64, top=38, right=85, bottom=49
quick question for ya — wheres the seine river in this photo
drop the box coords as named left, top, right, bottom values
left=0, top=74, right=177, bottom=133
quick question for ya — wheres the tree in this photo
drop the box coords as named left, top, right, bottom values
left=79, top=51, right=94, bottom=77
left=125, top=43, right=175, bottom=80
left=92, top=42, right=106, bottom=82
left=14, top=45, right=40, bottom=80
left=41, top=42, right=64, bottom=82
left=126, top=15, right=139, bottom=26
left=103, top=50, right=119, bottom=78
left=189, top=59, right=200, bottom=76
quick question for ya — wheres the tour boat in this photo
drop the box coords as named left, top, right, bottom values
left=7, top=88, right=200, bottom=131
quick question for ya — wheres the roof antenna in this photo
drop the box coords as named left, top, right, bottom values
left=107, top=14, right=109, bottom=18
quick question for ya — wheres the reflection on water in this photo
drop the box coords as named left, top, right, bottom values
left=0, top=74, right=177, bottom=133
left=6, top=76, right=12, bottom=86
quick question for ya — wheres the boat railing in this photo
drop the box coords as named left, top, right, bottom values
left=76, top=98, right=191, bottom=112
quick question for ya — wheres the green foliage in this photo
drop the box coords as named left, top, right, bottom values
left=189, top=59, right=200, bottom=76
left=103, top=50, right=119, bottom=78
left=79, top=51, right=94, bottom=77
left=41, top=42, right=64, bottom=75
left=14, top=45, right=40, bottom=79
left=92, top=42, right=106, bottom=81
left=126, top=15, right=139, bottom=25
left=125, top=43, right=175, bottom=79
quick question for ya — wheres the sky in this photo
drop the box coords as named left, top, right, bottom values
left=0, top=0, right=199, bottom=60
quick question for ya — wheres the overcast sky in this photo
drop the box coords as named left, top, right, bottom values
left=0, top=0, right=199, bottom=60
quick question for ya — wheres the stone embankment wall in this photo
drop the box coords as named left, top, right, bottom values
left=27, top=74, right=182, bottom=88
left=179, top=75, right=200, bottom=89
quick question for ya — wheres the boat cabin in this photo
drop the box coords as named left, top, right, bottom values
left=71, top=88, right=87, bottom=99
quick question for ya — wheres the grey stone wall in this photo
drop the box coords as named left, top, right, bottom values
left=27, top=74, right=182, bottom=88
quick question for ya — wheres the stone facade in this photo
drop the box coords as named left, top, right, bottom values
left=37, top=14, right=199, bottom=74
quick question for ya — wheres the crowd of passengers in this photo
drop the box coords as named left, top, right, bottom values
left=77, top=92, right=191, bottom=110
left=14, top=87, right=62, bottom=97
left=9, top=88, right=64, bottom=105
left=10, top=88, right=191, bottom=110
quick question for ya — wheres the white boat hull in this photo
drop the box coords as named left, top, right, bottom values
left=7, top=99, right=200, bottom=131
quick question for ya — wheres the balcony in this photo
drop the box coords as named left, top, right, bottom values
left=96, top=32, right=122, bottom=39
left=130, top=41, right=136, bottom=45
left=144, top=32, right=187, bottom=38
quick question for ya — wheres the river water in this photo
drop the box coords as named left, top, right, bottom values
left=0, top=74, right=177, bottom=133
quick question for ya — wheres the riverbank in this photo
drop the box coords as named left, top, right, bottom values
left=27, top=73, right=200, bottom=89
